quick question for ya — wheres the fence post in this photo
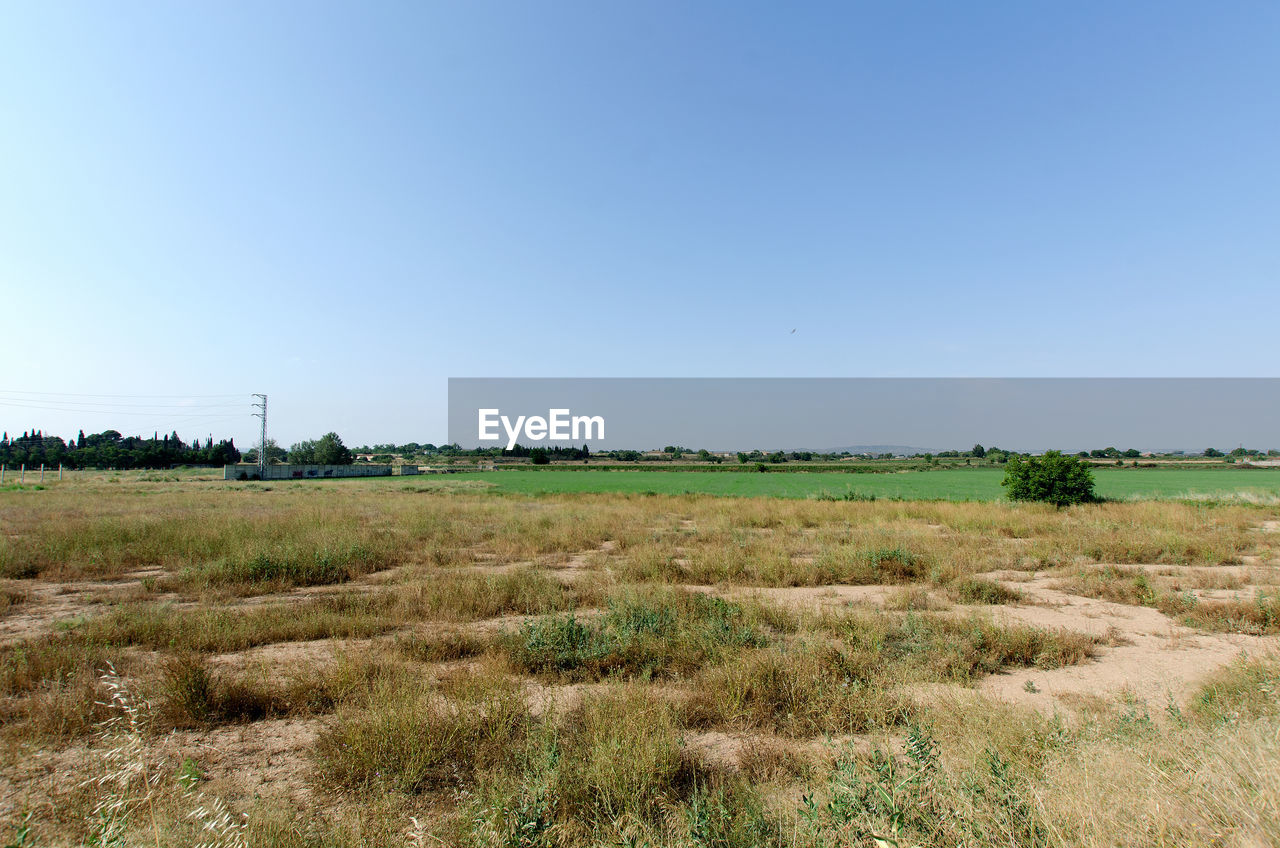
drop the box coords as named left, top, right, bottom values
left=1, top=464, right=4, bottom=483
left=40, top=464, right=45, bottom=482
left=21, top=464, right=25, bottom=483
left=59, top=464, right=63, bottom=481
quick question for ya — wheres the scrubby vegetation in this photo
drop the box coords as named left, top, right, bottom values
left=0, top=472, right=1276, bottom=846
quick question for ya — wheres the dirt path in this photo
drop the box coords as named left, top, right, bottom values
left=683, top=571, right=1277, bottom=711
left=0, top=568, right=180, bottom=646
left=457, top=539, right=618, bottom=583
left=973, top=576, right=1275, bottom=709
left=685, top=583, right=899, bottom=610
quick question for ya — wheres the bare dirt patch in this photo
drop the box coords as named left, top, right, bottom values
left=974, top=576, right=1275, bottom=709
left=164, top=717, right=320, bottom=807
left=686, top=583, right=897, bottom=611
left=0, top=576, right=183, bottom=646
left=457, top=539, right=618, bottom=583
left=206, top=637, right=374, bottom=673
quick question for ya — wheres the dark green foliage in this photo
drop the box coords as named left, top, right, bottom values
left=500, top=442, right=589, bottom=461
left=242, top=439, right=287, bottom=464
left=0, top=428, right=239, bottom=470
left=1001, top=450, right=1097, bottom=506
left=288, top=432, right=353, bottom=465
left=815, top=489, right=877, bottom=502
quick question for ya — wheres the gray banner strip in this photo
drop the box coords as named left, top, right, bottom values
left=448, top=378, right=1279, bottom=453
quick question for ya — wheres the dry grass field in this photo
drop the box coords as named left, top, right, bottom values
left=1, top=474, right=1278, bottom=846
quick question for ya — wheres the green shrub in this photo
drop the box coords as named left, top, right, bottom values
left=954, top=577, right=1023, bottom=605
left=508, top=589, right=766, bottom=680
left=463, top=687, right=781, bottom=845
left=1002, top=451, right=1097, bottom=507
left=803, top=728, right=1048, bottom=847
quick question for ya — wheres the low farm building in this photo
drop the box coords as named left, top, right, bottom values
left=223, top=464, right=394, bottom=480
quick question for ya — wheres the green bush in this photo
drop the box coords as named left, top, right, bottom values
left=1001, top=450, right=1097, bottom=507
left=508, top=590, right=766, bottom=680
left=954, top=577, right=1022, bottom=605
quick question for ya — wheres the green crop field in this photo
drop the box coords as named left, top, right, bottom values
left=442, top=466, right=1280, bottom=501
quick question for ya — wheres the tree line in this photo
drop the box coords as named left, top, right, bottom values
left=242, top=433, right=355, bottom=465
left=0, top=429, right=240, bottom=469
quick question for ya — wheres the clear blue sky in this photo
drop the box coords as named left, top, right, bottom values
left=2, top=2, right=1277, bottom=447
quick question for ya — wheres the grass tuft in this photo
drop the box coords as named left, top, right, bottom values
left=508, top=588, right=767, bottom=680
left=952, top=577, right=1023, bottom=605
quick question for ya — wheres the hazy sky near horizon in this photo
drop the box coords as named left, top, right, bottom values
left=2, top=2, right=1277, bottom=448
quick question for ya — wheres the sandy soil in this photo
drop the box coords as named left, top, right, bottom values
left=4, top=529, right=1278, bottom=820
left=972, top=575, right=1275, bottom=709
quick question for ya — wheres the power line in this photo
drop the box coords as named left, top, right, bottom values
left=0, top=401, right=245, bottom=417
left=0, top=394, right=247, bottom=404
left=0, top=398, right=246, bottom=409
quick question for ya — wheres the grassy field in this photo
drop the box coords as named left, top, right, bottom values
left=1, top=475, right=1277, bottom=846
left=439, top=466, right=1280, bottom=502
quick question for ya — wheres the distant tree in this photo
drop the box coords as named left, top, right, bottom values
left=288, top=433, right=352, bottom=465
left=288, top=440, right=317, bottom=464
left=0, top=427, right=238, bottom=469
left=313, top=432, right=353, bottom=465
left=530, top=448, right=550, bottom=465
left=243, top=439, right=286, bottom=465
left=1002, top=450, right=1097, bottom=507
left=1122, top=449, right=1141, bottom=458
left=971, top=444, right=986, bottom=458
left=1203, top=448, right=1225, bottom=458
